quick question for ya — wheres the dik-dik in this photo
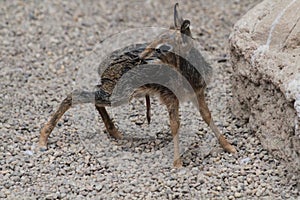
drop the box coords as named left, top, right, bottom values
left=39, top=3, right=236, bottom=167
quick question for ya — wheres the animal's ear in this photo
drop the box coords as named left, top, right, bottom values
left=181, top=20, right=190, bottom=32
left=174, top=3, right=183, bottom=28
left=181, top=19, right=192, bottom=37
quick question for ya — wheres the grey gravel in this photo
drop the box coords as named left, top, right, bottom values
left=1, top=0, right=299, bottom=199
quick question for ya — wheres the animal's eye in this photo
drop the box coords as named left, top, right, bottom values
left=156, top=44, right=172, bottom=54
left=155, top=48, right=161, bottom=54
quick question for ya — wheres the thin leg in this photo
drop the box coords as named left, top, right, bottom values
left=161, top=95, right=182, bottom=168
left=39, top=90, right=110, bottom=150
left=39, top=94, right=72, bottom=150
left=95, top=106, right=123, bottom=139
left=197, top=90, right=236, bottom=153
left=146, top=94, right=151, bottom=124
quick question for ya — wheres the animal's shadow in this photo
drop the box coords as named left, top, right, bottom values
left=103, top=129, right=218, bottom=167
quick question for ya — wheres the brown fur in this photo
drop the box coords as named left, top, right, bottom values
left=39, top=3, right=236, bottom=167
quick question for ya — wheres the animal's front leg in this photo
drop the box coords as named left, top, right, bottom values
left=197, top=90, right=236, bottom=154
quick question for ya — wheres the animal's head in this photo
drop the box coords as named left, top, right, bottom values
left=139, top=3, right=194, bottom=66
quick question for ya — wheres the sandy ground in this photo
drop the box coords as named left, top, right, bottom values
left=0, top=0, right=299, bottom=199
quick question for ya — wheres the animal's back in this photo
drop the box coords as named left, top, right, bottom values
left=97, top=43, right=213, bottom=101
left=98, top=43, right=148, bottom=95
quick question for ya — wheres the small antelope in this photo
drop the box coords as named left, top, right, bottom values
left=39, top=3, right=236, bottom=167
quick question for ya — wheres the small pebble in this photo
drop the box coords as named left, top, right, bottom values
left=234, top=192, right=243, bottom=198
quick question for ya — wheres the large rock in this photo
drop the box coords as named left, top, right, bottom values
left=229, top=0, right=300, bottom=175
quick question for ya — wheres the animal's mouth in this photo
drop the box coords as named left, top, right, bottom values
left=143, top=57, right=160, bottom=64
left=140, top=53, right=161, bottom=64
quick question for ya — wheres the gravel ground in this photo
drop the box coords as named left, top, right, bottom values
left=1, top=0, right=299, bottom=199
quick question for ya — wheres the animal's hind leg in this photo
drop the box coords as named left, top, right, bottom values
left=39, top=94, right=72, bottom=150
left=39, top=90, right=110, bottom=150
left=161, top=94, right=182, bottom=168
left=95, top=106, right=123, bottom=139
left=197, top=90, right=236, bottom=153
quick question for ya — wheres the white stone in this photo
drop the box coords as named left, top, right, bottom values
left=229, top=0, right=300, bottom=175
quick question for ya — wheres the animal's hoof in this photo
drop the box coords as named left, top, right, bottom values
left=218, top=135, right=237, bottom=154
left=173, top=158, right=183, bottom=168
left=38, top=139, right=48, bottom=151
left=110, top=130, right=123, bottom=140
left=38, top=145, right=47, bottom=152
left=224, top=144, right=237, bottom=154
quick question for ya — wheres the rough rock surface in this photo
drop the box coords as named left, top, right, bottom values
left=230, top=0, right=300, bottom=175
